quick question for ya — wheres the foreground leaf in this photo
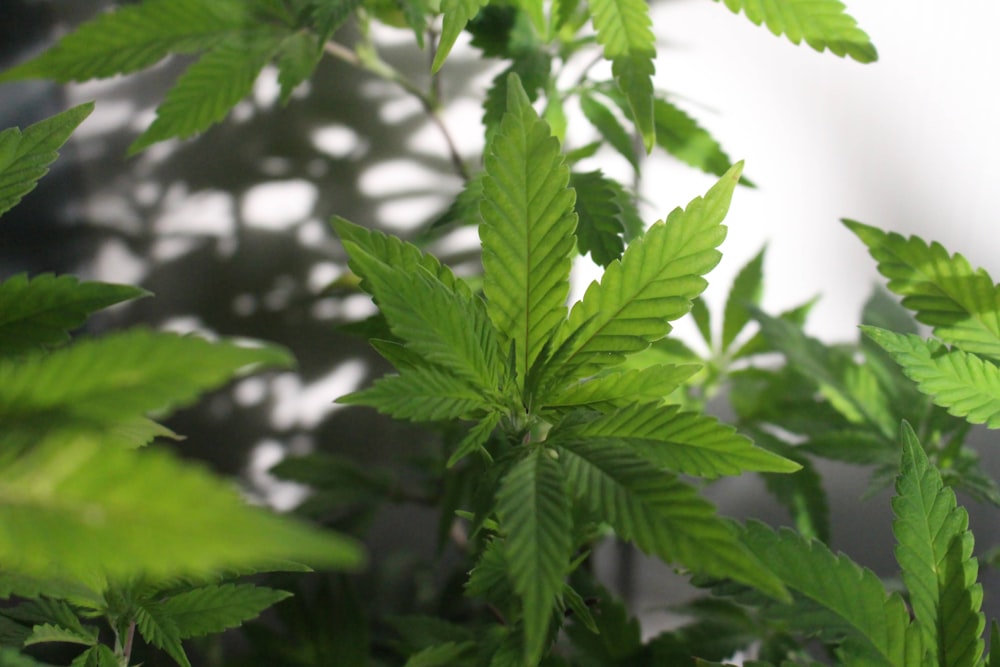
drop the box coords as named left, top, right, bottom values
left=846, top=220, right=1000, bottom=363
left=0, top=104, right=93, bottom=219
left=160, top=584, right=292, bottom=638
left=559, top=440, right=787, bottom=599
left=893, top=422, right=984, bottom=667
left=0, top=437, right=363, bottom=587
left=550, top=163, right=741, bottom=381
left=433, top=0, right=490, bottom=72
left=496, top=449, right=571, bottom=663
left=713, top=0, right=877, bottom=63
left=481, top=75, right=576, bottom=393
left=863, top=327, right=1000, bottom=428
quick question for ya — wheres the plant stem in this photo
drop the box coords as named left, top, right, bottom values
left=322, top=40, right=470, bottom=181
left=122, top=620, right=136, bottom=666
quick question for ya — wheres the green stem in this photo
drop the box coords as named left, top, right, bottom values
left=322, top=40, right=470, bottom=181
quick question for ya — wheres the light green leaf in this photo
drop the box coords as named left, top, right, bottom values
left=480, top=74, right=577, bottom=392
left=714, top=0, right=877, bottom=63
left=722, top=247, right=766, bottom=351
left=22, top=623, right=97, bottom=648
left=559, top=440, right=788, bottom=600
left=691, top=297, right=712, bottom=348
left=562, top=403, right=800, bottom=477
left=432, top=0, right=490, bottom=72
left=570, top=170, right=625, bottom=268
left=587, top=0, right=656, bottom=149
left=893, top=422, right=984, bottom=667
left=551, top=163, right=741, bottom=381
left=741, top=521, right=910, bottom=667
left=276, top=31, right=323, bottom=104
left=0, top=437, right=363, bottom=588
left=0, top=329, right=292, bottom=447
left=0, top=0, right=251, bottom=82
left=0, top=273, right=147, bottom=357
left=339, top=365, right=491, bottom=421
left=68, top=645, right=118, bottom=667
left=496, top=449, right=571, bottom=664
left=579, top=94, right=638, bottom=170
left=129, top=32, right=284, bottom=153
left=846, top=220, right=1000, bottom=363
left=160, top=584, right=292, bottom=639
left=862, top=327, right=1000, bottom=428
left=135, top=604, right=190, bottom=667
left=0, top=105, right=93, bottom=219
left=343, top=250, right=503, bottom=394
left=653, top=98, right=747, bottom=184
left=546, top=363, right=699, bottom=412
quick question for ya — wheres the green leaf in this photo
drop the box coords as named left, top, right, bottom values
left=740, top=521, right=911, bottom=667
left=714, top=0, right=877, bottom=63
left=0, top=105, right=94, bottom=219
left=496, top=449, right=572, bottom=664
left=339, top=365, right=491, bottom=421
left=0, top=0, right=252, bottom=82
left=653, top=98, right=747, bottom=184
left=561, top=403, right=800, bottom=477
left=893, top=422, right=984, bottom=667
left=0, top=437, right=363, bottom=589
left=343, top=250, right=503, bottom=394
left=276, top=31, right=323, bottom=104
left=550, top=164, right=741, bottom=380
left=433, top=0, right=490, bottom=72
left=135, top=604, right=190, bottom=667
left=447, top=412, right=502, bottom=467
left=129, top=31, right=285, bottom=153
left=570, top=170, right=625, bottom=268
left=404, top=642, right=476, bottom=667
left=311, top=0, right=365, bottom=38
left=22, top=624, right=97, bottom=648
left=0, top=329, right=292, bottom=447
left=587, top=0, right=656, bottom=149
left=0, top=274, right=148, bottom=357
left=160, top=584, right=292, bottom=639
left=68, top=646, right=118, bottom=667
left=558, top=440, right=788, bottom=600
left=691, top=297, right=713, bottom=348
left=846, top=220, right=1000, bottom=363
left=862, top=327, right=1000, bottom=428
left=0, top=647, right=50, bottom=666
left=986, top=621, right=1000, bottom=667
left=579, top=94, right=638, bottom=170
left=480, top=74, right=577, bottom=392
left=722, top=247, right=766, bottom=351
left=545, top=363, right=699, bottom=412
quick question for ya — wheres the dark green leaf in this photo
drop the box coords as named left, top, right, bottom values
left=570, top=170, right=625, bottom=268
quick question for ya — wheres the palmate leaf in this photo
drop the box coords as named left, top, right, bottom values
left=713, top=0, right=877, bottom=63
left=480, top=75, right=577, bottom=393
left=847, top=220, right=1000, bottom=363
left=0, top=0, right=252, bottom=83
left=0, top=105, right=93, bottom=219
left=343, top=247, right=503, bottom=394
left=558, top=440, right=788, bottom=600
left=587, top=0, right=656, bottom=149
left=135, top=604, right=190, bottom=667
left=432, top=0, right=491, bottom=72
left=128, top=31, right=286, bottom=153
left=495, top=449, right=572, bottom=664
left=338, top=365, right=492, bottom=421
left=0, top=274, right=147, bottom=357
left=863, top=327, right=1000, bottom=428
left=22, top=623, right=97, bottom=648
left=570, top=170, right=625, bottom=268
left=547, top=163, right=741, bottom=383
left=893, top=422, right=984, bottom=667
left=741, top=522, right=914, bottom=667
left=159, top=584, right=292, bottom=639
left=0, top=436, right=363, bottom=589
left=0, top=329, right=292, bottom=447
left=545, top=363, right=699, bottom=412
left=561, top=402, right=799, bottom=477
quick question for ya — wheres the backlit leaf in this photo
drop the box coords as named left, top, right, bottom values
left=714, top=0, right=877, bottom=63
left=0, top=105, right=93, bottom=219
